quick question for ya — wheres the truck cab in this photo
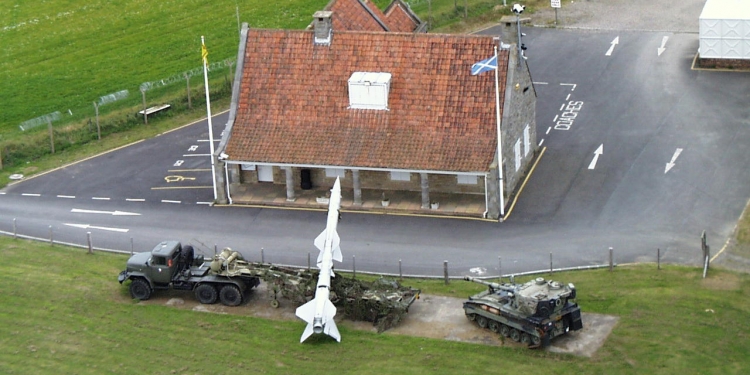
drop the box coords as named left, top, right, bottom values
left=146, top=241, right=182, bottom=286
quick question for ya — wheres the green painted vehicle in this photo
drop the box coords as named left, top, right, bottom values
left=118, top=241, right=261, bottom=306
left=463, top=276, right=583, bottom=348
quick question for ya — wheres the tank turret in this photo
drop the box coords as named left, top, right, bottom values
left=463, top=276, right=583, bottom=348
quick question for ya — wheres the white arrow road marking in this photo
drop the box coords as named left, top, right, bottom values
left=665, top=148, right=683, bottom=173
left=658, top=36, right=669, bottom=56
left=64, top=223, right=129, bottom=233
left=71, top=208, right=141, bottom=216
left=605, top=36, right=619, bottom=56
left=588, top=144, right=604, bottom=169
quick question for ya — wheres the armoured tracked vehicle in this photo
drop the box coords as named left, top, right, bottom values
left=463, top=276, right=582, bottom=348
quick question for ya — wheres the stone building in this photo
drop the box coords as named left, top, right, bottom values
left=213, top=15, right=537, bottom=221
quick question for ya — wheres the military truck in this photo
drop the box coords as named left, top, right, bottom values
left=463, top=276, right=583, bottom=348
left=118, top=241, right=261, bottom=306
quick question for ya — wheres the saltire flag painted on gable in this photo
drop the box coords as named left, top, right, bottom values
left=471, top=54, right=497, bottom=75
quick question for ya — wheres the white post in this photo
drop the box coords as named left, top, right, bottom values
left=202, top=36, right=218, bottom=201
left=494, top=46, right=505, bottom=217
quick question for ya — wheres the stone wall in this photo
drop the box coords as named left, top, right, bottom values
left=501, top=47, right=538, bottom=204
left=696, top=56, right=750, bottom=70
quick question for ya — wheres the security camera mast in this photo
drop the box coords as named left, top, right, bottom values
left=296, top=177, right=344, bottom=342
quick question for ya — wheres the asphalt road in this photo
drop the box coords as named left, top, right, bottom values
left=2, top=27, right=749, bottom=278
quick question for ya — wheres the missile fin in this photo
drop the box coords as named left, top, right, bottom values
left=314, top=230, right=326, bottom=253
left=295, top=299, right=316, bottom=324
left=332, top=232, right=342, bottom=262
left=323, top=299, right=341, bottom=342
left=300, top=323, right=316, bottom=343
left=325, top=319, right=341, bottom=342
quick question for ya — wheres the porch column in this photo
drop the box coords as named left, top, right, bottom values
left=420, top=173, right=430, bottom=209
left=214, top=157, right=228, bottom=204
left=285, top=167, right=296, bottom=201
left=352, top=170, right=362, bottom=205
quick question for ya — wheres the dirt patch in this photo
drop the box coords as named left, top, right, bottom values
left=700, top=272, right=741, bottom=291
left=129, top=283, right=616, bottom=357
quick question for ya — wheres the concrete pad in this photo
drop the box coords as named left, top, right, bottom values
left=136, top=284, right=617, bottom=356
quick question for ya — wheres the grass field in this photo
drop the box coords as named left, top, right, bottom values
left=0, top=0, right=547, bottom=180
left=1, top=237, right=749, bottom=374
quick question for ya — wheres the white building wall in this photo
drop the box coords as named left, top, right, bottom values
left=699, top=0, right=750, bottom=59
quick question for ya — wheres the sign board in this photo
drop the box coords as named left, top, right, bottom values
left=551, top=0, right=561, bottom=8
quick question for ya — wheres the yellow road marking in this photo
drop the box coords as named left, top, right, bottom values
left=503, top=146, right=547, bottom=221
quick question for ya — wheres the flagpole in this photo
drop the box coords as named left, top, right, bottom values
left=202, top=36, right=218, bottom=201
left=494, top=45, right=505, bottom=217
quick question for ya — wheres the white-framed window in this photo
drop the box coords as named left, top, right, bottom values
left=240, top=163, right=256, bottom=171
left=523, top=125, right=531, bottom=157
left=390, top=171, right=410, bottom=181
left=325, top=168, right=345, bottom=178
left=457, top=175, right=478, bottom=185
left=514, top=139, right=522, bottom=172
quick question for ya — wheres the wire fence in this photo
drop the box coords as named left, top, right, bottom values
left=18, top=111, right=62, bottom=132
left=2, top=216, right=679, bottom=282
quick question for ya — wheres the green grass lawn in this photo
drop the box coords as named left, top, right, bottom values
left=0, top=0, right=547, bottom=182
left=1, top=237, right=749, bottom=374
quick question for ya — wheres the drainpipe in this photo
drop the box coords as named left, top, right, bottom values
left=483, top=173, right=489, bottom=218
left=224, top=162, right=233, bottom=204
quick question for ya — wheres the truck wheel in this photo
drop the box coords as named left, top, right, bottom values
left=219, top=285, right=242, bottom=306
left=530, top=335, right=542, bottom=347
left=521, top=333, right=531, bottom=345
left=510, top=329, right=521, bottom=342
left=130, top=278, right=152, bottom=300
left=500, top=325, right=510, bottom=337
left=195, top=284, right=218, bottom=304
left=488, top=320, right=500, bottom=333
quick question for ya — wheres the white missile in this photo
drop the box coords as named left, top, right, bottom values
left=296, top=177, right=343, bottom=342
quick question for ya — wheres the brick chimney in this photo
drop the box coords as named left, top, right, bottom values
left=313, top=11, right=333, bottom=45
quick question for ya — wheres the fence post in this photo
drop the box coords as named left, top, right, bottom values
left=261, top=247, right=265, bottom=263
left=185, top=73, right=192, bottom=110
left=443, top=260, right=449, bottom=285
left=498, top=256, right=502, bottom=282
left=657, top=248, right=660, bottom=270
left=87, top=232, right=93, bottom=254
left=141, top=88, right=148, bottom=125
left=352, top=255, right=356, bottom=279
left=549, top=252, right=553, bottom=274
left=399, top=259, right=402, bottom=279
left=93, top=102, right=101, bottom=140
left=48, top=119, right=55, bottom=154
left=308, top=252, right=311, bottom=270
left=13, top=218, right=17, bottom=239
left=49, top=225, right=53, bottom=246
left=609, top=247, right=614, bottom=272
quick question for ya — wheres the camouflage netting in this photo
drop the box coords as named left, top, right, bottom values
left=259, top=267, right=420, bottom=333
left=333, top=276, right=420, bottom=333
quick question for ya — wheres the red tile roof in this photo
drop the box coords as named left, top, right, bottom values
left=384, top=1, right=421, bottom=32
left=327, top=0, right=389, bottom=32
left=226, top=29, right=508, bottom=173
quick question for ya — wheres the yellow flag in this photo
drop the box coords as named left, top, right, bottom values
left=201, top=43, right=208, bottom=65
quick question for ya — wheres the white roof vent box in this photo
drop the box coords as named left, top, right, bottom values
left=347, top=72, right=391, bottom=110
